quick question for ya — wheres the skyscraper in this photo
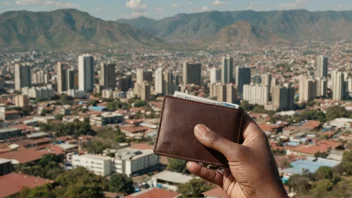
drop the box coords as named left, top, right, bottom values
left=272, top=85, right=295, bottom=110
left=155, top=67, right=164, bottom=94
left=253, top=73, right=262, bottom=84
left=67, top=69, right=75, bottom=90
left=141, top=81, right=151, bottom=101
left=210, top=67, right=221, bottom=84
left=136, top=68, right=145, bottom=85
left=332, top=70, right=345, bottom=101
left=216, top=83, right=226, bottom=102
left=316, top=55, right=328, bottom=78
left=56, top=62, right=67, bottom=93
left=164, top=70, right=176, bottom=95
left=100, top=63, right=116, bottom=90
left=226, top=84, right=237, bottom=103
left=261, top=74, right=272, bottom=87
left=235, top=66, right=251, bottom=96
left=221, top=55, right=234, bottom=84
left=316, top=77, right=327, bottom=98
left=243, top=84, right=269, bottom=105
left=15, top=64, right=32, bottom=91
left=299, top=76, right=316, bottom=102
left=183, top=62, right=202, bottom=86
left=78, top=54, right=94, bottom=92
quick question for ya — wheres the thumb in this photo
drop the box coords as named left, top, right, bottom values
left=194, top=124, right=245, bottom=161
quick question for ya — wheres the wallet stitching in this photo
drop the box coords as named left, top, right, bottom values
left=238, top=112, right=243, bottom=143
left=154, top=96, right=243, bottom=167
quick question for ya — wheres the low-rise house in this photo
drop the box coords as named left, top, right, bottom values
left=0, top=128, right=22, bottom=140
left=126, top=188, right=179, bottom=198
left=151, top=171, right=193, bottom=191
left=0, top=173, right=52, bottom=197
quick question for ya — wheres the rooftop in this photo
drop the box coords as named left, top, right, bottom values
left=0, top=158, right=11, bottom=164
left=0, top=148, right=44, bottom=164
left=202, top=186, right=228, bottom=198
left=0, top=128, right=20, bottom=134
left=125, top=188, right=179, bottom=198
left=26, top=132, right=49, bottom=139
left=79, top=154, right=110, bottom=160
left=0, top=173, right=52, bottom=198
left=56, top=143, right=78, bottom=150
left=114, top=148, right=154, bottom=160
left=152, top=171, right=193, bottom=184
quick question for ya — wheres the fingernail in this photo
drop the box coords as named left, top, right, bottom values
left=195, top=124, right=209, bottom=137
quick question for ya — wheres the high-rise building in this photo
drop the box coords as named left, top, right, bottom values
left=261, top=74, right=272, bottom=87
left=243, top=84, right=269, bottom=105
left=15, top=64, right=31, bottom=91
left=14, top=95, right=29, bottom=107
left=226, top=84, right=237, bottom=103
left=0, top=78, right=4, bottom=91
left=348, top=77, right=352, bottom=93
left=155, top=67, right=164, bottom=94
left=209, top=83, right=217, bottom=99
left=56, top=62, right=67, bottom=93
left=221, top=55, right=234, bottom=84
left=100, top=63, right=116, bottom=90
left=216, top=83, right=226, bottom=102
left=316, top=77, right=327, bottom=98
left=253, top=73, right=262, bottom=84
left=136, top=69, right=145, bottom=85
left=78, top=54, right=94, bottom=92
left=332, top=70, right=345, bottom=101
left=183, top=62, right=202, bottom=86
left=272, top=85, right=295, bottom=110
left=235, top=66, right=251, bottom=96
left=67, top=69, right=75, bottom=90
left=164, top=70, right=176, bottom=95
left=316, top=55, right=328, bottom=78
left=210, top=67, right=221, bottom=84
left=141, top=81, right=151, bottom=101
left=299, top=76, right=316, bottom=102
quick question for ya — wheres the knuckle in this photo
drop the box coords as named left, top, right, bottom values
left=209, top=133, right=223, bottom=146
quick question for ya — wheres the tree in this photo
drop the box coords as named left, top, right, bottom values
left=55, top=114, right=64, bottom=120
left=310, top=180, right=334, bottom=198
left=177, top=179, right=213, bottom=198
left=84, top=139, right=110, bottom=154
left=109, top=173, right=134, bottom=194
left=335, top=151, right=352, bottom=176
left=20, top=185, right=54, bottom=198
left=55, top=167, right=108, bottom=198
left=288, top=174, right=312, bottom=194
left=314, top=151, right=329, bottom=159
left=240, top=100, right=251, bottom=111
left=326, top=106, right=348, bottom=121
left=315, top=166, right=333, bottom=180
left=167, top=158, right=186, bottom=173
left=107, top=100, right=122, bottom=111
left=134, top=100, right=147, bottom=107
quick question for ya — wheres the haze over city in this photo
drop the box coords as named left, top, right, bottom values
left=0, top=0, right=352, bottom=198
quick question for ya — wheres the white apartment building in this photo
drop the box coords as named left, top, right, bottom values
left=243, top=84, right=269, bottom=105
left=155, top=67, right=164, bottom=94
left=210, top=67, right=221, bottom=84
left=108, top=148, right=159, bottom=177
left=72, top=148, right=159, bottom=177
left=72, top=154, right=111, bottom=176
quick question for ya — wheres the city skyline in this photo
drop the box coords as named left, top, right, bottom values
left=1, top=0, right=352, bottom=20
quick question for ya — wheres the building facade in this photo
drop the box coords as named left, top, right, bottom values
left=15, top=64, right=31, bottom=91
left=221, top=55, right=234, bottom=84
left=183, top=62, right=202, bottom=86
left=235, top=66, right=251, bottom=96
left=243, top=84, right=269, bottom=105
left=78, top=54, right=94, bottom=92
left=100, top=63, right=116, bottom=90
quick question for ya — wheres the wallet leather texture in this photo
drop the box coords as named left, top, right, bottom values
left=154, top=96, right=245, bottom=167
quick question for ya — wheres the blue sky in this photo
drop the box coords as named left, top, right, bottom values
left=1, top=0, right=352, bottom=20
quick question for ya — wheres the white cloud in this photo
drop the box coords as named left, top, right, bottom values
left=13, top=0, right=79, bottom=8
left=188, top=1, right=193, bottom=5
left=96, top=7, right=103, bottom=12
left=212, top=0, right=226, bottom=6
left=201, top=6, right=210, bottom=11
left=279, top=0, right=308, bottom=10
left=124, top=11, right=148, bottom=19
left=248, top=1, right=265, bottom=10
left=171, top=3, right=181, bottom=8
left=125, top=0, right=146, bottom=9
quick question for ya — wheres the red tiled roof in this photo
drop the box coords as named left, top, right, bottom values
left=129, top=143, right=153, bottom=150
left=289, top=144, right=330, bottom=154
left=258, top=124, right=278, bottom=132
left=125, top=188, right=179, bottom=198
left=202, top=187, right=229, bottom=198
left=0, top=148, right=44, bottom=163
left=318, top=140, right=343, bottom=148
left=0, top=173, right=52, bottom=197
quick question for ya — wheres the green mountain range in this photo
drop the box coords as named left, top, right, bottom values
left=2, top=9, right=352, bottom=50
left=0, top=9, right=166, bottom=50
left=119, top=10, right=352, bottom=43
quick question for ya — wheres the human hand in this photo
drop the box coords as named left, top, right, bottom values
left=187, top=114, right=288, bottom=198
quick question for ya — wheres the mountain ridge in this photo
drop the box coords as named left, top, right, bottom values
left=0, top=9, right=167, bottom=50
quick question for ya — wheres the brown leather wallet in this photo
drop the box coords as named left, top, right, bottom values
left=153, top=96, right=245, bottom=167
